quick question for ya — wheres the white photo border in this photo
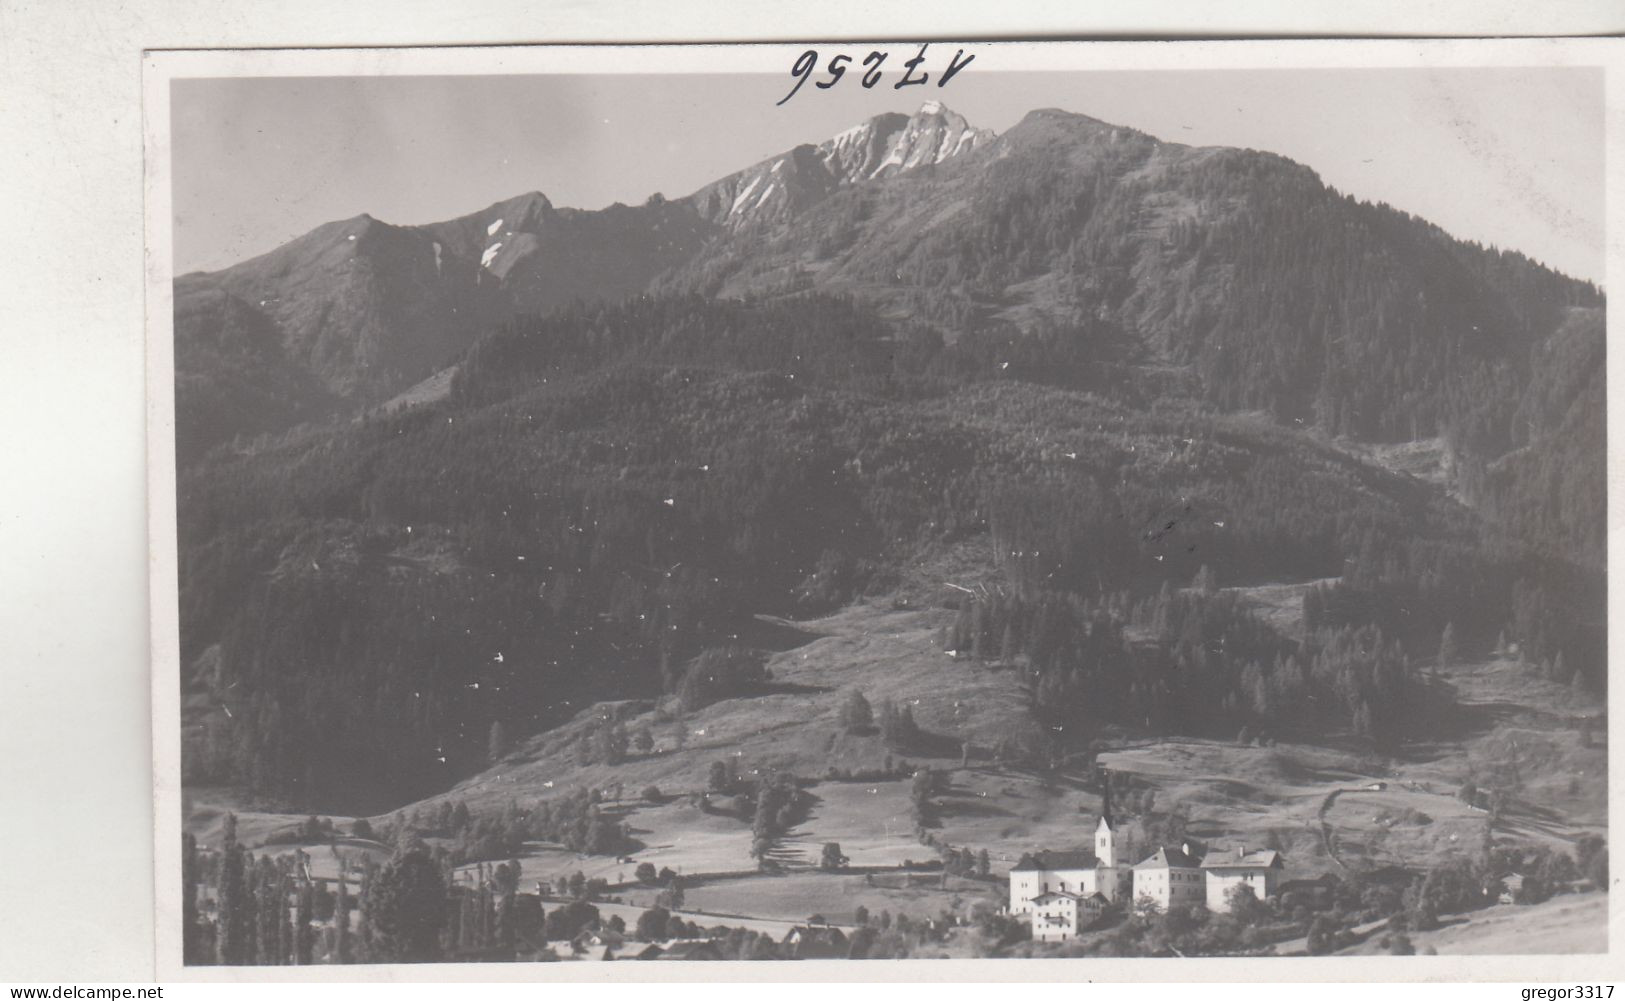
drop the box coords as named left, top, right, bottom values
left=145, top=37, right=1625, bottom=981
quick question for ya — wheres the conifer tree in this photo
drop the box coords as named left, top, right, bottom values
left=839, top=689, right=873, bottom=733
left=295, top=879, right=314, bottom=965
left=369, top=846, right=447, bottom=963
left=182, top=833, right=203, bottom=965
left=335, top=873, right=351, bottom=964
left=217, top=815, right=251, bottom=965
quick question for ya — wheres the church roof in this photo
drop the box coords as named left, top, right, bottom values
left=1010, top=849, right=1099, bottom=872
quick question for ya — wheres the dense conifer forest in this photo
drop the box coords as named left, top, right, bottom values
left=178, top=284, right=1603, bottom=813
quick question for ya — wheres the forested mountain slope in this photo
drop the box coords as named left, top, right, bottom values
left=173, top=103, right=1604, bottom=815
left=178, top=295, right=1600, bottom=813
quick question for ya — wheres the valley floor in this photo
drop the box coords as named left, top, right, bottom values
left=184, top=596, right=1607, bottom=958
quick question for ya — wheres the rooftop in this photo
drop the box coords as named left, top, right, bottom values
left=1011, top=849, right=1100, bottom=872
left=1134, top=846, right=1203, bottom=869
left=1033, top=890, right=1110, bottom=906
left=1199, top=847, right=1284, bottom=870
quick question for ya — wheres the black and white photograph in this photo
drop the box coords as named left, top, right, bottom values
left=143, top=40, right=1617, bottom=975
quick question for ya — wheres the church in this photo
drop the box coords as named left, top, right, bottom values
left=1008, top=788, right=1135, bottom=917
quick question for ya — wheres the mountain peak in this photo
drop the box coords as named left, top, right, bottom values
left=868, top=100, right=993, bottom=178
left=1008, top=106, right=1130, bottom=139
left=483, top=190, right=555, bottom=228
left=687, top=103, right=994, bottom=231
left=819, top=101, right=992, bottom=184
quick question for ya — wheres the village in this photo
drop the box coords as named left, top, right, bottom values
left=181, top=581, right=1610, bottom=964
left=184, top=731, right=1605, bottom=965
left=1009, top=790, right=1287, bottom=944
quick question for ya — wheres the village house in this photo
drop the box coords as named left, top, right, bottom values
left=1201, top=845, right=1285, bottom=912
left=1029, top=890, right=1110, bottom=943
left=1277, top=873, right=1338, bottom=911
left=568, top=928, right=623, bottom=961
left=1498, top=873, right=1525, bottom=905
left=657, top=940, right=723, bottom=961
left=782, top=924, right=849, bottom=959
left=1132, top=844, right=1205, bottom=910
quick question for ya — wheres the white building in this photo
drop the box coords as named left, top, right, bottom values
left=1029, top=890, right=1109, bottom=943
left=1132, top=845, right=1205, bottom=910
left=1013, top=783, right=1290, bottom=940
left=1009, top=815, right=1135, bottom=916
left=1201, top=846, right=1284, bottom=912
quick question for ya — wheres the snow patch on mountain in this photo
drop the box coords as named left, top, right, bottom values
left=868, top=101, right=994, bottom=178
left=731, top=176, right=763, bottom=216
left=692, top=103, right=992, bottom=231
left=481, top=242, right=503, bottom=269
left=487, top=218, right=503, bottom=237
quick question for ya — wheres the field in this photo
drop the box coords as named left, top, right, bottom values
left=1333, top=893, right=1610, bottom=956
left=1402, top=894, right=1609, bottom=955
left=185, top=595, right=1607, bottom=954
left=650, top=870, right=997, bottom=927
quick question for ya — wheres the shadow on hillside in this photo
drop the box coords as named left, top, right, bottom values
left=740, top=614, right=825, bottom=652
left=888, top=727, right=971, bottom=759
left=973, top=765, right=1092, bottom=794
left=753, top=681, right=834, bottom=697
left=934, top=795, right=1013, bottom=820
left=1497, top=800, right=1583, bottom=843
left=1252, top=753, right=1370, bottom=787
left=783, top=790, right=825, bottom=834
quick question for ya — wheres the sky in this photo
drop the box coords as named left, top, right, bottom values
left=170, top=67, right=1604, bottom=283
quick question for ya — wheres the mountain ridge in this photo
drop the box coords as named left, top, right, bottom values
left=172, top=100, right=1601, bottom=474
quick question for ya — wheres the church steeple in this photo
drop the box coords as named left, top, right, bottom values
left=1095, top=771, right=1116, bottom=868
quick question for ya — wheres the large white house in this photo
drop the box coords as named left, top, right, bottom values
left=1131, top=844, right=1205, bottom=910
left=1201, top=846, right=1284, bottom=912
left=1009, top=813, right=1135, bottom=915
left=1029, top=890, right=1109, bottom=943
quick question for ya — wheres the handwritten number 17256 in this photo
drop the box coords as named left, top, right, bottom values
left=777, top=44, right=975, bottom=106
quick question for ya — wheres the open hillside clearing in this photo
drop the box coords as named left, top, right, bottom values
left=187, top=592, right=1606, bottom=948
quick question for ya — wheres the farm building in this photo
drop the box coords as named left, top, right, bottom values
left=568, top=928, right=624, bottom=961
left=1499, top=873, right=1526, bottom=905
left=1277, top=874, right=1339, bottom=911
left=782, top=925, right=849, bottom=959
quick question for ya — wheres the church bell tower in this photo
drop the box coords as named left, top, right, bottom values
left=1095, top=774, right=1116, bottom=868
